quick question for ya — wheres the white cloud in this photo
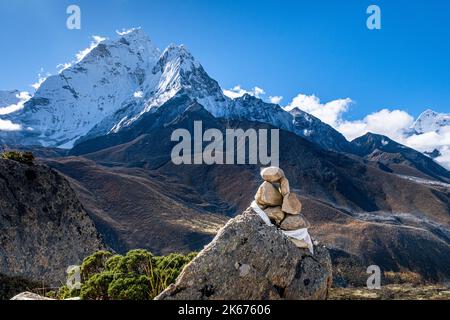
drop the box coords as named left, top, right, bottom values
left=0, top=91, right=31, bottom=115
left=76, top=35, right=107, bottom=62
left=284, top=94, right=414, bottom=143
left=435, top=146, right=450, bottom=170
left=0, top=119, right=22, bottom=131
left=223, top=85, right=266, bottom=99
left=284, top=94, right=353, bottom=127
left=337, top=109, right=414, bottom=142
left=404, top=126, right=450, bottom=156
left=252, top=87, right=265, bottom=98
left=284, top=92, right=450, bottom=169
left=269, top=96, right=283, bottom=104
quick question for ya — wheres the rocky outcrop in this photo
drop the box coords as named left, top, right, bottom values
left=156, top=208, right=332, bottom=300
left=0, top=158, right=104, bottom=286
left=10, top=292, right=55, bottom=300
left=10, top=292, right=81, bottom=300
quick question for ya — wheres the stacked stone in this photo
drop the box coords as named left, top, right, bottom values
left=255, top=167, right=311, bottom=248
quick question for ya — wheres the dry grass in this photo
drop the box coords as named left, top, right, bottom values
left=329, top=283, right=450, bottom=300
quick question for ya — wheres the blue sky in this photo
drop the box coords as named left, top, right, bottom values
left=0, top=0, right=449, bottom=120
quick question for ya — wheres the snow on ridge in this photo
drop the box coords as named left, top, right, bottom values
left=5, top=28, right=163, bottom=147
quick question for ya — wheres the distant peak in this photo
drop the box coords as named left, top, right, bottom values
left=162, top=44, right=194, bottom=60
left=353, top=132, right=392, bottom=143
left=419, top=109, right=438, bottom=118
left=158, top=44, right=200, bottom=70
left=286, top=106, right=304, bottom=115
left=116, top=27, right=149, bottom=43
left=413, top=108, right=450, bottom=134
left=368, top=132, right=391, bottom=139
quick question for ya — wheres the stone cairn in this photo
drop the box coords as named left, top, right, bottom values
left=255, top=166, right=311, bottom=249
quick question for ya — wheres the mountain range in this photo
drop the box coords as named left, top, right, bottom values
left=1, top=28, right=449, bottom=160
left=0, top=28, right=449, bottom=285
left=1, top=28, right=354, bottom=154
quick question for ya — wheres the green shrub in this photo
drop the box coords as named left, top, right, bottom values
left=104, top=254, right=122, bottom=271
left=61, top=249, right=196, bottom=300
left=108, top=275, right=150, bottom=300
left=51, top=285, right=80, bottom=300
left=80, top=250, right=112, bottom=282
left=113, top=249, right=153, bottom=275
left=1, top=151, right=35, bottom=165
left=80, top=271, right=115, bottom=300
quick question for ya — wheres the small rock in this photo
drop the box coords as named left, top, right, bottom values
left=239, top=264, right=251, bottom=277
left=255, top=181, right=283, bottom=206
left=280, top=177, right=290, bottom=197
left=264, top=206, right=285, bottom=225
left=290, top=238, right=310, bottom=249
left=260, top=167, right=285, bottom=183
left=282, top=193, right=302, bottom=215
left=280, top=214, right=310, bottom=231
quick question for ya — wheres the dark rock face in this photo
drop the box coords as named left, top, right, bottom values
left=0, top=159, right=104, bottom=285
left=156, top=208, right=332, bottom=300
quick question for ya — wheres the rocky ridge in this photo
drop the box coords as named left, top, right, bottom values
left=0, top=157, right=104, bottom=285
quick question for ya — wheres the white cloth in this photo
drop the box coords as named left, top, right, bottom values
left=251, top=201, right=314, bottom=254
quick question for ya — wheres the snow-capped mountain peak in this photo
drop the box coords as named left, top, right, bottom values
left=101, top=41, right=229, bottom=135
left=413, top=109, right=450, bottom=134
left=156, top=44, right=200, bottom=72
left=1, top=28, right=352, bottom=153
left=4, top=28, right=162, bottom=147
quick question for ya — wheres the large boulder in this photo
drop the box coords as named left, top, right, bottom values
left=255, top=181, right=283, bottom=207
left=156, top=208, right=332, bottom=300
left=260, top=167, right=285, bottom=183
left=282, top=192, right=302, bottom=215
left=10, top=292, right=54, bottom=300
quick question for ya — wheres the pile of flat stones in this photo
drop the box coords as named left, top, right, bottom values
left=255, top=167, right=310, bottom=248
